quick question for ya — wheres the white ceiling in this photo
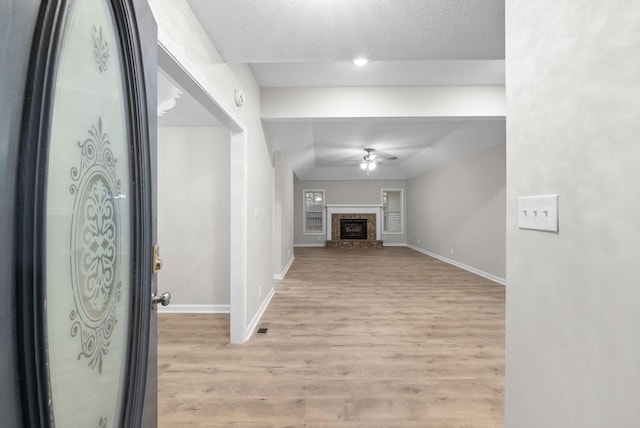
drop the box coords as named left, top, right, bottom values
left=252, top=60, right=505, bottom=88
left=185, top=0, right=505, bottom=62
left=171, top=0, right=506, bottom=180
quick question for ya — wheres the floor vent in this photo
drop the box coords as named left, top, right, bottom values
left=256, top=327, right=268, bottom=334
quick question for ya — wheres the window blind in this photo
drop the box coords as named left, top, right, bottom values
left=383, top=190, right=402, bottom=233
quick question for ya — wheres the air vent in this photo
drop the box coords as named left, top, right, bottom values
left=256, top=327, right=268, bottom=334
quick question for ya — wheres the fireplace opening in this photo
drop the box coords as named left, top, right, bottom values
left=340, top=219, right=367, bottom=240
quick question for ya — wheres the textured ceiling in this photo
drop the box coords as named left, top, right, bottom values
left=186, top=0, right=505, bottom=89
left=173, top=0, right=506, bottom=180
left=251, top=60, right=505, bottom=87
left=186, top=0, right=505, bottom=63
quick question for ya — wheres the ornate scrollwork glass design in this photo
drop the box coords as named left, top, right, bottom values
left=69, top=117, right=121, bottom=374
left=92, top=25, right=109, bottom=73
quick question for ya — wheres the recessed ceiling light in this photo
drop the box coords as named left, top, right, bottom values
left=353, top=58, right=368, bottom=66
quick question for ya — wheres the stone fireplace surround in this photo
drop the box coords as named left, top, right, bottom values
left=325, top=204, right=384, bottom=248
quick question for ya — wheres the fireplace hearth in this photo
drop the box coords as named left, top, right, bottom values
left=340, top=219, right=367, bottom=240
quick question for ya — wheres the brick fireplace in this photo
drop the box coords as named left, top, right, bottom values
left=325, top=204, right=384, bottom=248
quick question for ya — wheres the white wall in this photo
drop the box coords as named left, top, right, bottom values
left=294, top=179, right=408, bottom=246
left=407, top=144, right=506, bottom=281
left=506, top=1, right=640, bottom=426
left=262, top=86, right=505, bottom=119
left=149, top=0, right=277, bottom=341
left=273, top=152, right=295, bottom=278
left=229, top=61, right=277, bottom=322
left=157, top=127, right=230, bottom=309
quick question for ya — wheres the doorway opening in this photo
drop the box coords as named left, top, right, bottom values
left=156, top=44, right=248, bottom=345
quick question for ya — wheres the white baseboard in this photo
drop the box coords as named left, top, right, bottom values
left=157, top=288, right=277, bottom=341
left=273, top=254, right=295, bottom=280
left=295, top=243, right=410, bottom=248
left=158, top=304, right=230, bottom=314
left=245, top=286, right=276, bottom=340
left=407, top=245, right=506, bottom=286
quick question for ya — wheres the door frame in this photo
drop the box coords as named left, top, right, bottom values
left=157, top=43, right=249, bottom=344
left=134, top=0, right=159, bottom=426
left=0, top=0, right=42, bottom=425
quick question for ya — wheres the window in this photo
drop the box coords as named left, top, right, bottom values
left=303, top=189, right=325, bottom=234
left=382, top=189, right=403, bottom=233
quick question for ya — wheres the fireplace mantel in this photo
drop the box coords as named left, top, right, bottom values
left=325, top=204, right=383, bottom=241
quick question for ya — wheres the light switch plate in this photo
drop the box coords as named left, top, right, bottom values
left=518, top=194, right=559, bottom=232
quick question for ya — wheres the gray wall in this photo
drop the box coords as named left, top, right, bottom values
left=407, top=144, right=506, bottom=280
left=506, top=1, right=640, bottom=426
left=157, top=127, right=231, bottom=307
left=294, top=179, right=408, bottom=246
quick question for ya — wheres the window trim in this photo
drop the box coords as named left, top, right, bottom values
left=381, top=188, right=404, bottom=234
left=303, top=189, right=326, bottom=235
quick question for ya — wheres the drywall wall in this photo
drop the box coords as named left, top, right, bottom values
left=294, top=179, right=408, bottom=246
left=273, top=152, right=295, bottom=278
left=229, top=61, right=277, bottom=323
left=505, top=1, right=640, bottom=426
left=406, top=144, right=505, bottom=281
left=149, top=0, right=277, bottom=341
left=262, top=86, right=505, bottom=119
left=157, top=127, right=230, bottom=308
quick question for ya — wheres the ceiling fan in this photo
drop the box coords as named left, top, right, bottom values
left=360, top=148, right=397, bottom=175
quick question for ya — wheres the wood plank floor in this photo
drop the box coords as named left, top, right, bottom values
left=158, top=247, right=505, bottom=427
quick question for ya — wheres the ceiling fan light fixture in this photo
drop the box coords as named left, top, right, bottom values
left=360, top=148, right=383, bottom=175
left=353, top=57, right=368, bottom=66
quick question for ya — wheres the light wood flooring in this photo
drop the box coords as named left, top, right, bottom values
left=158, top=247, right=505, bottom=427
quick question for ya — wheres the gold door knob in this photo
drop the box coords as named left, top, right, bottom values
left=154, top=258, right=163, bottom=272
left=153, top=244, right=163, bottom=273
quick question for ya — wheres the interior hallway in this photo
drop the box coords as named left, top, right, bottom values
left=158, top=247, right=505, bottom=427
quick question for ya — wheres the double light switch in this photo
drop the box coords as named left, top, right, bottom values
left=518, top=194, right=559, bottom=232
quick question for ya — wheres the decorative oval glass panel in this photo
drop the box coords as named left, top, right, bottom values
left=45, top=0, right=132, bottom=426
